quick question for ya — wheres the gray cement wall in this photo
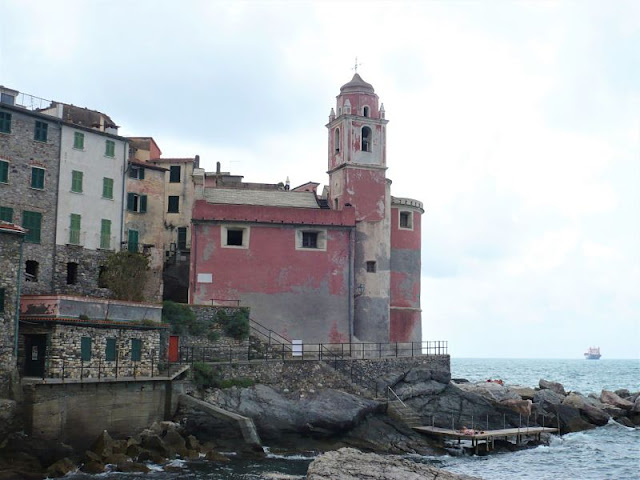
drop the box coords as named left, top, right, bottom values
left=23, top=379, right=182, bottom=447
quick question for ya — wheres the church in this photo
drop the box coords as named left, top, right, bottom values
left=189, top=73, right=423, bottom=345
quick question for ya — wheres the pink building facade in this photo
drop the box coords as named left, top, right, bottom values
left=189, top=74, right=423, bottom=344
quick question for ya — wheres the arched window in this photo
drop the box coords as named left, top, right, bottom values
left=363, top=106, right=370, bottom=117
left=334, top=128, right=340, bottom=153
left=361, top=126, right=372, bottom=152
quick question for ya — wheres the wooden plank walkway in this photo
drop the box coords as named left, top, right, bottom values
left=413, top=426, right=558, bottom=454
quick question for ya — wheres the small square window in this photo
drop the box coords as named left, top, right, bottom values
left=222, top=225, right=249, bottom=248
left=0, top=206, right=13, bottom=222
left=0, top=160, right=9, bottom=183
left=169, top=165, right=181, bottom=183
left=302, top=232, right=318, bottom=248
left=31, top=167, right=45, bottom=189
left=105, top=140, right=115, bottom=157
left=71, top=170, right=83, bottom=193
left=74, top=132, right=84, bottom=149
left=227, top=229, right=243, bottom=246
left=0, top=112, right=11, bottom=134
left=168, top=195, right=179, bottom=213
left=34, top=121, right=48, bottom=142
left=399, top=211, right=412, bottom=229
left=25, top=260, right=39, bottom=281
left=366, top=261, right=377, bottom=273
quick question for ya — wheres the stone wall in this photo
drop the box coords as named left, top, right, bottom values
left=52, top=245, right=112, bottom=297
left=176, top=304, right=250, bottom=350
left=22, top=379, right=183, bottom=448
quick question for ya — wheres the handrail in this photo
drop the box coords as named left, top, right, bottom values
left=387, top=385, right=407, bottom=407
left=249, top=317, right=291, bottom=346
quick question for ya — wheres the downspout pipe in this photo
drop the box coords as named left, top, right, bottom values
left=348, top=225, right=355, bottom=343
left=120, top=141, right=129, bottom=250
left=14, top=232, right=25, bottom=359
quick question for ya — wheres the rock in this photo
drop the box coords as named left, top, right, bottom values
left=615, top=416, right=634, bottom=428
left=84, top=450, right=102, bottom=462
left=125, top=444, right=145, bottom=459
left=403, top=367, right=451, bottom=385
left=90, top=430, right=114, bottom=458
left=307, top=447, right=481, bottom=480
left=562, top=393, right=610, bottom=426
left=0, top=399, right=18, bottom=438
left=509, top=386, right=536, bottom=400
left=46, top=457, right=76, bottom=478
left=394, top=380, right=447, bottom=400
left=103, top=453, right=130, bottom=465
left=499, top=399, right=532, bottom=416
left=111, top=439, right=129, bottom=455
left=533, top=389, right=564, bottom=406
left=535, top=403, right=595, bottom=433
left=163, top=429, right=188, bottom=456
left=614, top=389, right=631, bottom=399
left=206, top=450, right=231, bottom=462
left=0, top=433, right=74, bottom=470
left=186, top=434, right=201, bottom=451
left=601, top=390, right=634, bottom=410
left=116, top=462, right=151, bottom=473
left=141, top=433, right=169, bottom=457
left=457, top=382, right=521, bottom=403
left=539, top=379, right=566, bottom=396
left=81, top=460, right=105, bottom=474
left=632, top=396, right=640, bottom=414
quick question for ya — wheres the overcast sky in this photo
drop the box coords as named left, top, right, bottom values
left=1, top=0, right=638, bottom=359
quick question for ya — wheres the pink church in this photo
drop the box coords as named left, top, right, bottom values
left=189, top=74, right=423, bottom=344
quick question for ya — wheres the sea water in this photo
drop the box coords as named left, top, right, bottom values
left=68, top=358, right=639, bottom=480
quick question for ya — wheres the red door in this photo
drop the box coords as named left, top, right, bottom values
left=169, top=336, right=179, bottom=362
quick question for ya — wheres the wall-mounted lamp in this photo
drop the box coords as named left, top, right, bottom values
left=354, top=284, right=364, bottom=298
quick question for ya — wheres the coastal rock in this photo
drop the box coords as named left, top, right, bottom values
left=456, top=381, right=521, bottom=403
left=632, top=396, right=640, bottom=414
left=509, top=386, right=536, bottom=400
left=534, top=403, right=595, bottom=433
left=499, top=398, right=532, bottom=416
left=539, top=379, right=566, bottom=396
left=81, top=460, right=105, bottom=474
left=562, top=393, right=610, bottom=426
left=205, top=385, right=381, bottom=440
left=90, top=430, right=114, bottom=458
left=533, top=389, right=564, bottom=406
left=45, top=457, right=76, bottom=478
left=600, top=390, right=633, bottom=410
left=403, top=367, right=451, bottom=385
left=394, top=379, right=447, bottom=400
left=306, top=447, right=481, bottom=480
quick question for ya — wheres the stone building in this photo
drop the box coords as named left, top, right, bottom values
left=190, top=74, right=424, bottom=344
left=0, top=222, right=26, bottom=395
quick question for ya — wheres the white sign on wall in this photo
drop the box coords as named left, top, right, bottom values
left=197, top=273, right=213, bottom=283
left=292, top=339, right=303, bottom=357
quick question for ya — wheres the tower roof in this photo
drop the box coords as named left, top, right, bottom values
left=340, top=73, right=375, bottom=94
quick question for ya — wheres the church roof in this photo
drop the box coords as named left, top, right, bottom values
left=340, top=73, right=375, bottom=94
left=204, top=188, right=320, bottom=209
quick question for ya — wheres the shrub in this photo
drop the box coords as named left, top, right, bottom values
left=162, top=301, right=199, bottom=335
left=206, top=329, right=221, bottom=343
left=101, top=251, right=150, bottom=302
left=216, top=308, right=250, bottom=340
left=192, top=362, right=219, bottom=389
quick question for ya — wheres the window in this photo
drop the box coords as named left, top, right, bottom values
left=127, top=229, right=139, bottom=253
left=22, top=211, right=42, bottom=243
left=105, top=140, right=115, bottom=157
left=81, top=337, right=92, bottom=361
left=0, top=288, right=5, bottom=312
left=334, top=128, right=340, bottom=153
left=169, top=165, right=181, bottom=183
left=0, top=112, right=11, bottom=134
left=302, top=231, right=318, bottom=248
left=227, top=229, right=243, bottom=246
left=366, top=261, right=377, bottom=273
left=98, top=266, right=108, bottom=288
left=129, top=165, right=144, bottom=180
left=31, top=167, right=45, bottom=189
left=363, top=106, right=370, bottom=117
left=1, top=93, right=14, bottom=105
left=105, top=338, right=116, bottom=361
left=167, top=196, right=179, bottom=213
left=0, top=160, right=8, bottom=183
left=34, top=121, right=48, bottom=142
left=67, top=262, right=78, bottom=284
left=69, top=214, right=81, bottom=244
left=221, top=225, right=249, bottom=248
left=25, top=260, right=39, bottom=282
left=102, top=177, right=114, bottom=199
left=399, top=211, right=413, bottom=229
left=177, top=227, right=187, bottom=250
left=71, top=170, right=83, bottom=193
left=73, top=132, right=84, bottom=149
left=0, top=206, right=12, bottom=222
left=361, top=126, right=372, bottom=152
left=131, top=338, right=142, bottom=361
left=100, top=219, right=111, bottom=249
left=296, top=229, right=327, bottom=251
left=127, top=193, right=147, bottom=213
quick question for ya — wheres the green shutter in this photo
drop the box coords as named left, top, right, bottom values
left=127, top=192, right=135, bottom=211
left=0, top=206, right=13, bottom=222
left=0, top=161, right=8, bottom=183
left=22, top=211, right=42, bottom=243
left=105, top=338, right=116, bottom=361
left=105, top=140, right=115, bottom=157
left=139, top=167, right=145, bottom=180
left=100, top=219, right=111, bottom=249
left=74, top=132, right=84, bottom=149
left=140, top=195, right=147, bottom=213
left=34, top=121, right=48, bottom=142
left=81, top=337, right=92, bottom=361
left=31, top=167, right=45, bottom=189
left=0, top=112, right=11, bottom=134
left=71, top=170, right=83, bottom=193
left=102, top=177, right=113, bottom=199
left=128, top=229, right=139, bottom=253
left=131, top=338, right=142, bottom=361
left=69, top=214, right=81, bottom=244
left=0, top=288, right=5, bottom=313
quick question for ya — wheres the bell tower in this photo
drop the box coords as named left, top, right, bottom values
left=327, top=73, right=391, bottom=342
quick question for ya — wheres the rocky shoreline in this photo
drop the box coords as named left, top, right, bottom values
left=1, top=371, right=638, bottom=479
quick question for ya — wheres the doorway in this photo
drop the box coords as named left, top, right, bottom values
left=24, top=334, right=47, bottom=377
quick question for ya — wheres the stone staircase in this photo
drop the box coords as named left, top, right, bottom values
left=386, top=387, right=423, bottom=428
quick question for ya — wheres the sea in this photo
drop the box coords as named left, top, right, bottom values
left=67, top=358, right=640, bottom=480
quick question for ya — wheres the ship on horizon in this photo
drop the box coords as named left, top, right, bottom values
left=584, top=346, right=601, bottom=360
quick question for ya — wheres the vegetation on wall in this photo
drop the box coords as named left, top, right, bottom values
left=191, top=362, right=254, bottom=389
left=162, top=301, right=202, bottom=335
left=163, top=303, right=250, bottom=341
left=100, top=251, right=150, bottom=302
left=215, top=308, right=250, bottom=340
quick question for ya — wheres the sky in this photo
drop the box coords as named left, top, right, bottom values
left=1, top=0, right=638, bottom=359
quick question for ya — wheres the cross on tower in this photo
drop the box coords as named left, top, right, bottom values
left=353, top=57, right=362, bottom=73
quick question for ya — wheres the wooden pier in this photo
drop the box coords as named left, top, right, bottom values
left=413, top=426, right=558, bottom=454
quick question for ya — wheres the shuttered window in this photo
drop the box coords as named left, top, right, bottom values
left=0, top=206, right=13, bottom=222
left=71, top=170, right=83, bottom=193
left=102, top=177, right=113, bottom=199
left=131, top=338, right=142, bottom=361
left=105, top=338, right=116, bottom=361
left=100, top=219, right=111, bottom=249
left=22, top=211, right=42, bottom=243
left=69, top=214, right=81, bottom=244
left=81, top=337, right=92, bottom=361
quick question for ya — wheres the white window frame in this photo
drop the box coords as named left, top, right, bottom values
left=295, top=228, right=327, bottom=251
left=221, top=225, right=250, bottom=249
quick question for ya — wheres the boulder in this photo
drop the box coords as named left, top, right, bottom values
left=394, top=380, right=447, bottom=400
left=307, top=447, right=481, bottom=480
left=90, top=430, right=114, bottom=458
left=81, top=460, right=105, bottom=474
left=206, top=450, right=231, bottom=462
left=0, top=433, right=74, bottom=469
left=632, top=396, right=640, bottom=414
left=116, top=462, right=151, bottom=473
left=601, top=390, right=634, bottom=410
left=103, top=453, right=130, bottom=465
left=539, top=379, right=566, bottom=396
left=614, top=389, right=631, bottom=399
left=499, top=399, right=532, bottom=416
left=186, top=434, right=201, bottom=451
left=403, top=367, right=451, bottom=385
left=534, top=403, right=595, bottom=433
left=509, top=386, right=536, bottom=400
left=456, top=382, right=521, bottom=403
left=163, top=429, right=188, bottom=456
left=562, top=393, right=609, bottom=426
left=533, top=389, right=564, bottom=406
left=140, top=433, right=170, bottom=457
left=45, top=457, right=76, bottom=478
